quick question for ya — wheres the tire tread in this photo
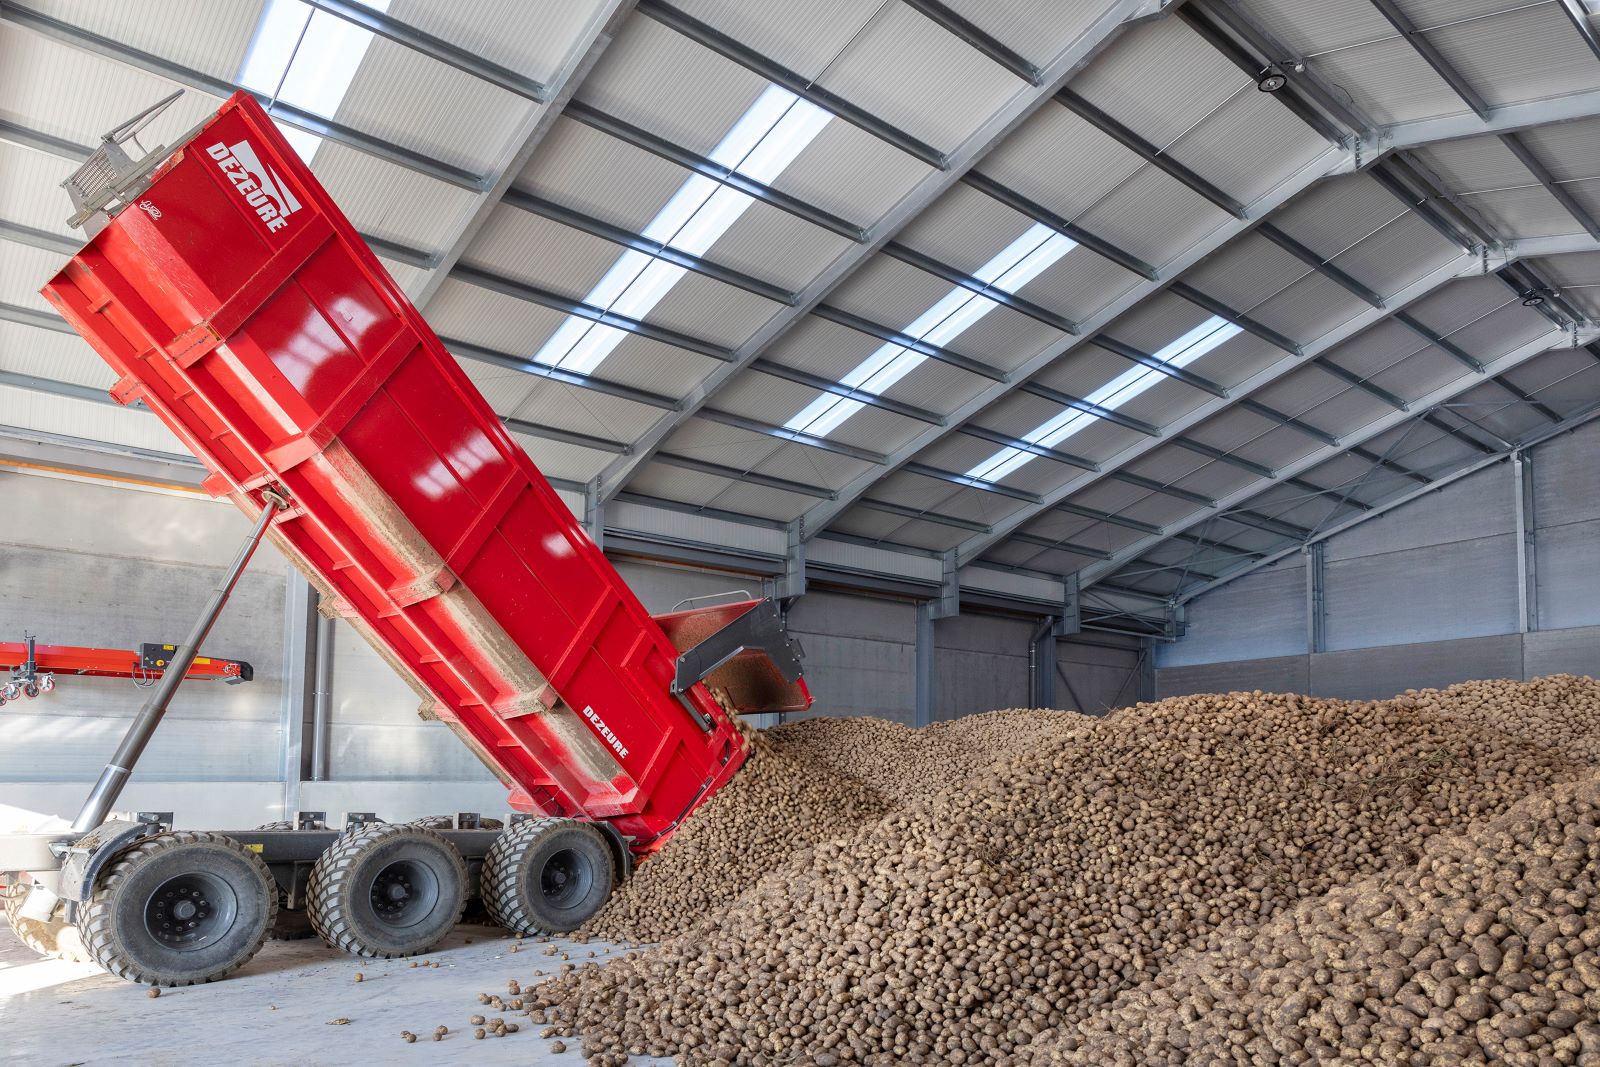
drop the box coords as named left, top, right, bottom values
left=306, top=822, right=465, bottom=958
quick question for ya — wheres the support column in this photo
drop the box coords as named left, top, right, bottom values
left=1029, top=617, right=1056, bottom=709
left=583, top=477, right=605, bottom=550
left=1513, top=450, right=1538, bottom=633
left=1138, top=636, right=1156, bottom=703
left=280, top=572, right=317, bottom=816
left=914, top=552, right=961, bottom=726
left=1304, top=541, right=1326, bottom=654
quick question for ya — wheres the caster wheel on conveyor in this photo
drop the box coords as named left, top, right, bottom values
left=78, top=831, right=277, bottom=986
left=481, top=818, right=616, bottom=936
left=306, top=823, right=466, bottom=957
left=2, top=881, right=91, bottom=963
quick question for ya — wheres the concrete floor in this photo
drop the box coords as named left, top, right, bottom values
left=0, top=920, right=668, bottom=1066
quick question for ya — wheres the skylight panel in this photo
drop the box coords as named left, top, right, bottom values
left=784, top=224, right=1077, bottom=438
left=965, top=316, right=1243, bottom=484
left=529, top=86, right=831, bottom=375
left=239, top=0, right=393, bottom=165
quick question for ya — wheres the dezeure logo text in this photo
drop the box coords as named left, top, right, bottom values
left=206, top=140, right=301, bottom=232
left=581, top=705, right=629, bottom=760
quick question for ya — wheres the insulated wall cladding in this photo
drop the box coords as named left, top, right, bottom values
left=1156, top=419, right=1600, bottom=700
left=0, top=471, right=288, bottom=782
left=934, top=613, right=1032, bottom=721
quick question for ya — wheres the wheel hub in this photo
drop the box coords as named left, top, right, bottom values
left=143, top=872, right=237, bottom=949
left=368, top=859, right=438, bottom=927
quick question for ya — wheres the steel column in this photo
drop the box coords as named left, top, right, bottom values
left=1514, top=449, right=1538, bottom=633
left=914, top=600, right=936, bottom=728
left=1304, top=540, right=1326, bottom=654
left=280, top=572, right=317, bottom=815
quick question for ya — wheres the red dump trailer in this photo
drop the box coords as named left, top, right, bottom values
left=0, top=92, right=809, bottom=985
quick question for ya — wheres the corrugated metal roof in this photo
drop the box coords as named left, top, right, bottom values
left=453, top=354, right=535, bottom=414
left=1326, top=211, right=1460, bottom=297
left=940, top=306, right=1063, bottom=374
left=660, top=418, right=784, bottom=472
left=1321, top=318, right=1428, bottom=379
left=1449, top=301, right=1558, bottom=360
left=644, top=267, right=782, bottom=346
left=513, top=117, right=692, bottom=235
left=1249, top=272, right=1370, bottom=344
left=14, top=0, right=261, bottom=84
left=896, top=183, right=1035, bottom=277
left=1168, top=83, right=1330, bottom=205
left=1366, top=344, right=1473, bottom=403
left=426, top=277, right=571, bottom=353
left=1407, top=276, right=1513, bottom=335
left=1427, top=3, right=1600, bottom=108
left=1185, top=331, right=1283, bottom=391
left=1304, top=37, right=1467, bottom=125
left=1102, top=291, right=1213, bottom=354
left=1028, top=343, right=1132, bottom=396
left=1072, top=16, right=1245, bottom=151
left=704, top=479, right=818, bottom=522
left=1016, top=246, right=1144, bottom=323
left=1074, top=165, right=1234, bottom=266
left=509, top=431, right=613, bottom=482
left=704, top=202, right=853, bottom=291
left=665, top=0, right=877, bottom=81
left=747, top=439, right=875, bottom=491
left=1298, top=385, right=1396, bottom=437
left=0, top=238, right=65, bottom=312
left=1414, top=135, right=1538, bottom=194
left=1517, top=116, right=1600, bottom=183
left=461, top=203, right=627, bottom=298
left=768, top=117, right=933, bottom=226
left=936, top=0, right=1116, bottom=68
left=1232, top=0, right=1394, bottom=57
left=0, top=384, right=187, bottom=454
left=977, top=106, right=1145, bottom=220
left=578, top=15, right=768, bottom=157
left=625, top=460, right=733, bottom=508
left=512, top=379, right=665, bottom=444
left=0, top=319, right=113, bottom=388
left=1459, top=186, right=1584, bottom=240
left=1183, top=233, right=1311, bottom=313
left=1276, top=173, right=1410, bottom=261
left=0, top=142, right=77, bottom=235
left=0, top=23, right=228, bottom=148
left=878, top=358, right=990, bottom=416
left=388, top=0, right=608, bottom=84
left=1252, top=364, right=1348, bottom=418
left=812, top=2, right=1028, bottom=153
left=312, top=141, right=478, bottom=250
left=335, top=36, right=529, bottom=173
left=1112, top=373, right=1213, bottom=427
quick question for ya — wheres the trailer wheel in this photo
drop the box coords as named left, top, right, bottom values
left=2, top=881, right=91, bottom=963
left=481, top=818, right=615, bottom=935
left=306, top=824, right=465, bottom=957
left=78, top=832, right=276, bottom=986
left=410, top=815, right=504, bottom=831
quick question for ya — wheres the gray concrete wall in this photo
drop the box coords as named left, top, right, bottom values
left=1155, top=419, right=1600, bottom=701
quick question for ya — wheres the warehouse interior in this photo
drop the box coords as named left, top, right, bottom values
left=5, top=0, right=1600, bottom=1063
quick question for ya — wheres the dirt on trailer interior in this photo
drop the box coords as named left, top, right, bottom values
left=518, top=676, right=1600, bottom=1066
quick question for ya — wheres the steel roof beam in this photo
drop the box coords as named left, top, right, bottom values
left=1237, top=399, right=1340, bottom=447
left=1347, top=444, right=1433, bottom=485
left=651, top=453, right=835, bottom=499
left=1056, top=501, right=1161, bottom=535
left=1218, top=509, right=1310, bottom=540
left=960, top=171, right=1158, bottom=280
left=812, top=304, right=1007, bottom=381
left=903, top=462, right=1043, bottom=503
left=563, top=102, right=865, bottom=241
left=1177, top=394, right=1600, bottom=603
left=1257, top=222, right=1385, bottom=308
left=1369, top=0, right=1491, bottom=119
left=0, top=4, right=488, bottom=190
left=1178, top=2, right=1365, bottom=141
left=451, top=263, right=734, bottom=361
left=1496, top=261, right=1589, bottom=328
left=1079, top=324, right=1599, bottom=588
left=1113, top=472, right=1214, bottom=508
left=1558, top=0, right=1600, bottom=64
left=749, top=360, right=945, bottom=425
left=1367, top=161, right=1476, bottom=250
left=1089, top=336, right=1230, bottom=397
left=1393, top=311, right=1485, bottom=372
left=1314, top=356, right=1410, bottom=410
left=637, top=0, right=946, bottom=168
left=442, top=336, right=682, bottom=410
left=898, top=0, right=1041, bottom=83
left=302, top=0, right=551, bottom=101
left=1169, top=436, right=1274, bottom=479
left=501, top=416, right=628, bottom=453
left=696, top=407, right=889, bottom=464
left=0, top=218, right=78, bottom=256
left=1010, top=532, right=1113, bottom=560
left=0, top=301, right=76, bottom=335
left=0, top=370, right=119, bottom=407
left=595, top=0, right=1168, bottom=503
left=1170, top=281, right=1303, bottom=354
left=411, top=1, right=632, bottom=305
left=1055, top=88, right=1246, bottom=218
left=857, top=498, right=990, bottom=533
left=1419, top=411, right=1499, bottom=456
left=957, top=424, right=1099, bottom=473
left=0, top=117, right=90, bottom=161
left=1017, top=382, right=1161, bottom=436
left=883, top=242, right=1080, bottom=334
left=1500, top=132, right=1600, bottom=241
left=502, top=189, right=799, bottom=304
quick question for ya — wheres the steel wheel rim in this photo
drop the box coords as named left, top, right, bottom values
left=539, top=847, right=594, bottom=910
left=143, top=871, right=239, bottom=950
left=368, top=858, right=439, bottom=928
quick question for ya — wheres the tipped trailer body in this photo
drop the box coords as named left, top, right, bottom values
left=0, top=92, right=809, bottom=983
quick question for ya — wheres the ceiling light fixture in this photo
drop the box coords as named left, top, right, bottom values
left=1256, top=66, right=1287, bottom=93
left=1521, top=288, right=1554, bottom=307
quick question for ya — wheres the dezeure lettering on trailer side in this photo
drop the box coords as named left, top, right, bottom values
left=581, top=705, right=629, bottom=760
left=206, top=140, right=301, bottom=232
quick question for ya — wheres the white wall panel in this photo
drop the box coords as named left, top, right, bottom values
left=1158, top=556, right=1306, bottom=668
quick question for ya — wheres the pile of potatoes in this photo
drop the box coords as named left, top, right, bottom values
left=536, top=675, right=1600, bottom=1065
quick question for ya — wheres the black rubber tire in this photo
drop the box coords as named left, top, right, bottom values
left=253, top=821, right=295, bottom=832
left=481, top=818, right=615, bottom=935
left=78, top=832, right=276, bottom=986
left=306, top=823, right=465, bottom=958
left=410, top=815, right=504, bottom=831
left=2, top=881, right=91, bottom=963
